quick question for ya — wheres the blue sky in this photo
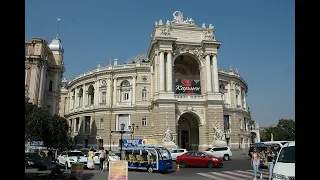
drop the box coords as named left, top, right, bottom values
left=25, top=0, right=295, bottom=127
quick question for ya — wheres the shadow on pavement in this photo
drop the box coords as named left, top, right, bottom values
left=25, top=172, right=96, bottom=180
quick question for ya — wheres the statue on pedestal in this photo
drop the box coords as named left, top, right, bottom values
left=162, top=121, right=177, bottom=149
left=211, top=121, right=227, bottom=147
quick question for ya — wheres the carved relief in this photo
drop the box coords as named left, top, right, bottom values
left=160, top=25, right=171, bottom=37
left=173, top=44, right=204, bottom=61
left=203, top=29, right=215, bottom=41
left=141, top=76, right=148, bottom=82
left=99, top=79, right=107, bottom=88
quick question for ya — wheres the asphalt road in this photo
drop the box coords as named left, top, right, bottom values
left=25, top=153, right=263, bottom=180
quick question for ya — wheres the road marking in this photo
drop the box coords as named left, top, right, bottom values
left=209, top=172, right=246, bottom=180
left=223, top=171, right=253, bottom=178
left=197, top=173, right=227, bottom=180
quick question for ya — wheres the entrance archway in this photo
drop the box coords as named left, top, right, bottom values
left=177, top=112, right=200, bottom=150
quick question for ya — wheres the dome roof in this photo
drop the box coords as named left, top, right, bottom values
left=124, top=53, right=149, bottom=64
left=49, top=38, right=64, bottom=54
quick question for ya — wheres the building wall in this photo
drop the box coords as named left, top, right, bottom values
left=60, top=11, right=254, bottom=150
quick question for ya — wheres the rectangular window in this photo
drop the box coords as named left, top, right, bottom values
left=223, top=115, right=230, bottom=130
left=25, top=44, right=29, bottom=55
left=49, top=81, right=53, bottom=91
left=122, top=92, right=129, bottom=102
left=235, top=94, right=239, bottom=106
left=118, top=114, right=130, bottom=131
left=101, top=91, right=106, bottom=104
left=75, top=118, right=80, bottom=131
left=142, top=117, right=147, bottom=126
left=99, top=118, right=104, bottom=129
left=84, top=116, right=91, bottom=133
left=69, top=119, right=72, bottom=132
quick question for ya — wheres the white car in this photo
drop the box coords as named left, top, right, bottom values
left=169, top=148, right=187, bottom=160
left=204, top=146, right=232, bottom=161
left=272, top=141, right=295, bottom=180
left=57, top=150, right=88, bottom=169
left=93, top=152, right=120, bottom=164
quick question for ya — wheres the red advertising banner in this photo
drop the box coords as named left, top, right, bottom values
left=175, top=79, right=201, bottom=95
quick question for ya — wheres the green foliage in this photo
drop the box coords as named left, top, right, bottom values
left=260, top=119, right=295, bottom=141
left=25, top=102, right=72, bottom=150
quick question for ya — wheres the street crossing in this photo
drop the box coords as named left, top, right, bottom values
left=197, top=168, right=270, bottom=180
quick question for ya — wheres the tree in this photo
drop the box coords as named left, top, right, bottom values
left=260, top=119, right=295, bottom=141
left=25, top=102, right=72, bottom=150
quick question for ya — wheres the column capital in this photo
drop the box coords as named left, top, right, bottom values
left=165, top=50, right=173, bottom=54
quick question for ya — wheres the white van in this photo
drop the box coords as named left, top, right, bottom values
left=272, top=141, right=295, bottom=180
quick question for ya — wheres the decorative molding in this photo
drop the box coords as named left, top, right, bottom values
left=173, top=44, right=204, bottom=61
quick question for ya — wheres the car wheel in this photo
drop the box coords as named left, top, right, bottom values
left=65, top=162, right=68, bottom=169
left=224, top=155, right=229, bottom=161
left=180, top=160, right=187, bottom=168
left=207, top=161, right=214, bottom=168
left=147, top=166, right=153, bottom=173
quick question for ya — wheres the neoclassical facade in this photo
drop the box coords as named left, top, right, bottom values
left=59, top=11, right=252, bottom=150
left=25, top=37, right=65, bottom=114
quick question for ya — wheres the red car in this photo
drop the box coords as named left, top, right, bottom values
left=176, top=151, right=223, bottom=168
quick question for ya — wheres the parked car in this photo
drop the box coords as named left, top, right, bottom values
left=272, top=141, right=295, bottom=180
left=176, top=151, right=223, bottom=168
left=57, top=150, right=88, bottom=169
left=25, top=152, right=44, bottom=168
left=204, top=146, right=232, bottom=161
left=169, top=148, right=187, bottom=160
left=93, top=151, right=120, bottom=164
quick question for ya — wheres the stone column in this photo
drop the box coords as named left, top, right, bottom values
left=94, top=81, right=99, bottom=106
left=75, top=88, right=79, bottom=108
left=159, top=51, right=165, bottom=92
left=239, top=87, right=242, bottom=107
left=150, top=65, right=153, bottom=99
left=107, top=78, right=111, bottom=106
left=205, top=55, right=212, bottom=93
left=83, top=84, right=86, bottom=107
left=37, top=65, right=45, bottom=106
left=166, top=51, right=173, bottom=92
left=155, top=53, right=159, bottom=93
left=69, top=92, right=73, bottom=110
left=212, top=54, right=219, bottom=93
left=113, top=78, right=117, bottom=106
left=132, top=76, right=136, bottom=105
left=227, top=82, right=232, bottom=105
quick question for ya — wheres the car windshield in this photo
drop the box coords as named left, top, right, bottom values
left=157, top=148, right=171, bottom=160
left=277, top=146, right=295, bottom=163
left=205, top=148, right=212, bottom=151
left=68, top=152, right=84, bottom=157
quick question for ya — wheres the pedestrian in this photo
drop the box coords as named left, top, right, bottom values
left=87, top=147, right=95, bottom=169
left=104, top=150, right=109, bottom=171
left=251, top=148, right=262, bottom=180
left=43, top=151, right=62, bottom=176
left=99, top=147, right=106, bottom=171
left=265, top=148, right=275, bottom=180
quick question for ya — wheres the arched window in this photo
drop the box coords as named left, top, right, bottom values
left=88, top=85, right=94, bottom=105
left=120, top=80, right=130, bottom=103
left=142, top=87, right=147, bottom=100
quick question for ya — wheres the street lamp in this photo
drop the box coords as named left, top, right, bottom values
left=109, top=134, right=112, bottom=151
left=128, top=123, right=139, bottom=139
left=119, top=123, right=125, bottom=160
left=238, top=133, right=240, bottom=149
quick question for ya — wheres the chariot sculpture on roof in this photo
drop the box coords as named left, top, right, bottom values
left=171, top=11, right=194, bottom=24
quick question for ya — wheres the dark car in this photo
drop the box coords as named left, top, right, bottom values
left=176, top=151, right=223, bottom=168
left=25, top=152, right=44, bottom=168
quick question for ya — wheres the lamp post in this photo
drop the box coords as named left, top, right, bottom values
left=119, top=123, right=125, bottom=160
left=128, top=123, right=139, bottom=139
left=109, top=134, right=112, bottom=151
left=238, top=133, right=240, bottom=149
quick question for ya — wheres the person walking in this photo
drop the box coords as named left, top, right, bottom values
left=99, top=147, right=106, bottom=171
left=251, top=148, right=262, bottom=180
left=87, top=147, right=95, bottom=169
left=266, top=148, right=275, bottom=180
